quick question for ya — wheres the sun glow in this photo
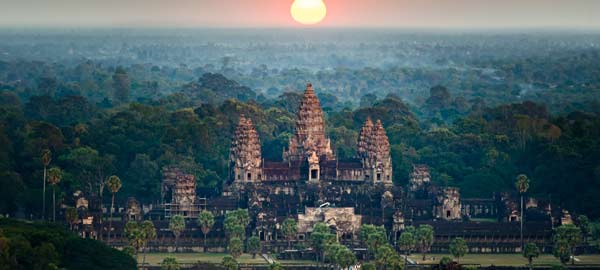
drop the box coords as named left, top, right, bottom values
left=290, top=0, right=327, bottom=25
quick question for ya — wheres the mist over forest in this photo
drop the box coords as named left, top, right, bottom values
left=1, top=28, right=600, bottom=220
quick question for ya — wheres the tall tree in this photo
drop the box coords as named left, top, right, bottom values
left=197, top=210, right=215, bottom=253
left=169, top=215, right=185, bottom=252
left=247, top=235, right=260, bottom=259
left=399, top=231, right=415, bottom=266
left=229, top=237, right=243, bottom=259
left=47, top=167, right=62, bottom=222
left=140, top=220, right=157, bottom=269
left=281, top=218, right=297, bottom=249
left=41, top=149, right=51, bottom=220
left=449, top=237, right=467, bottom=264
left=523, top=243, right=540, bottom=270
left=106, top=175, right=122, bottom=243
left=553, top=224, right=582, bottom=265
left=310, top=222, right=336, bottom=263
left=515, top=174, right=530, bottom=250
left=416, top=224, right=435, bottom=261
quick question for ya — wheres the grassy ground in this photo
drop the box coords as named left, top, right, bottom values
left=409, top=254, right=600, bottom=266
left=141, top=253, right=267, bottom=266
left=142, top=252, right=600, bottom=267
left=141, top=253, right=316, bottom=266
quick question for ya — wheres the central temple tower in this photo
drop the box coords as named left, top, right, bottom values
left=283, top=83, right=334, bottom=162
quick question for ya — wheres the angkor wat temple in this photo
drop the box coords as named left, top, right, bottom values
left=73, top=83, right=558, bottom=254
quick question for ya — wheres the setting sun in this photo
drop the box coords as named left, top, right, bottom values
left=290, top=0, right=327, bottom=25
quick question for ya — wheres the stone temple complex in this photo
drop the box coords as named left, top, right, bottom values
left=230, top=83, right=393, bottom=185
left=70, top=83, right=559, bottom=255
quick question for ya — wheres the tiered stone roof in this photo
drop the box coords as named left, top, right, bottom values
left=358, top=118, right=391, bottom=164
left=230, top=114, right=262, bottom=169
left=284, top=83, right=334, bottom=161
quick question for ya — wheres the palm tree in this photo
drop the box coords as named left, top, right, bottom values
left=47, top=167, right=62, bottom=222
left=41, top=149, right=52, bottom=220
left=169, top=215, right=185, bottom=252
left=197, top=210, right=215, bottom=253
left=516, top=174, right=530, bottom=250
left=140, top=220, right=157, bottom=268
left=106, top=175, right=122, bottom=243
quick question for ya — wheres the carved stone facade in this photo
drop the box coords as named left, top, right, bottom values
left=125, top=197, right=142, bottom=221
left=436, top=187, right=462, bottom=220
left=162, top=166, right=200, bottom=218
left=230, top=83, right=392, bottom=185
left=284, top=83, right=334, bottom=162
left=230, top=114, right=262, bottom=183
left=409, top=164, right=431, bottom=192
left=297, top=207, right=362, bottom=239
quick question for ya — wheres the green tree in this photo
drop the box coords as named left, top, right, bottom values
left=553, top=224, right=582, bottom=265
left=281, top=218, right=297, bottom=249
left=269, top=262, right=284, bottom=270
left=197, top=210, right=215, bottom=253
left=310, top=222, right=336, bottom=263
left=140, top=220, right=157, bottom=268
left=333, top=244, right=357, bottom=269
left=106, top=175, right=122, bottom=243
left=169, top=215, right=185, bottom=252
left=161, top=256, right=180, bottom=270
left=41, top=149, right=51, bottom=220
left=375, top=244, right=402, bottom=270
left=415, top=224, right=435, bottom=260
left=399, top=231, right=415, bottom=266
left=124, top=221, right=143, bottom=260
left=523, top=243, right=540, bottom=270
left=224, top=209, right=250, bottom=240
left=222, top=255, right=238, bottom=270
left=449, top=237, right=467, bottom=264
left=361, top=262, right=376, bottom=270
left=247, top=235, right=261, bottom=259
left=515, top=174, right=530, bottom=249
left=229, top=237, right=243, bottom=259
left=360, top=224, right=387, bottom=260
left=577, top=215, right=590, bottom=243
left=47, top=167, right=62, bottom=222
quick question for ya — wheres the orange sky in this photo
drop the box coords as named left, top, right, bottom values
left=1, top=0, right=599, bottom=28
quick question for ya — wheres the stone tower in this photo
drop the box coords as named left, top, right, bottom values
left=284, top=83, right=334, bottom=162
left=361, top=119, right=393, bottom=184
left=230, top=115, right=262, bottom=183
left=357, top=118, right=373, bottom=158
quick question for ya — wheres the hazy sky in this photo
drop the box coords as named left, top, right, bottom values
left=1, top=0, right=599, bottom=29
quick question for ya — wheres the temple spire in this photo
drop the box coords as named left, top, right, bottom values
left=230, top=114, right=262, bottom=182
left=283, top=83, right=334, bottom=161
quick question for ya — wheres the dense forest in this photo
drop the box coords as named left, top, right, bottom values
left=0, top=30, right=599, bottom=219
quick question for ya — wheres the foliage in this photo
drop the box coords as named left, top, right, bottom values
left=553, top=224, right=582, bottom=264
left=224, top=209, right=250, bottom=240
left=449, top=237, right=468, bottom=263
left=523, top=243, right=540, bottom=269
left=281, top=218, right=297, bottom=247
left=160, top=256, right=180, bottom=270
left=375, top=244, right=402, bottom=270
left=399, top=231, right=415, bottom=255
left=415, top=224, right=435, bottom=260
left=269, top=262, right=284, bottom=270
left=228, top=237, right=243, bottom=258
left=222, top=255, right=238, bottom=270
left=310, top=222, right=336, bottom=263
left=0, top=218, right=135, bottom=270
left=246, top=235, right=261, bottom=258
